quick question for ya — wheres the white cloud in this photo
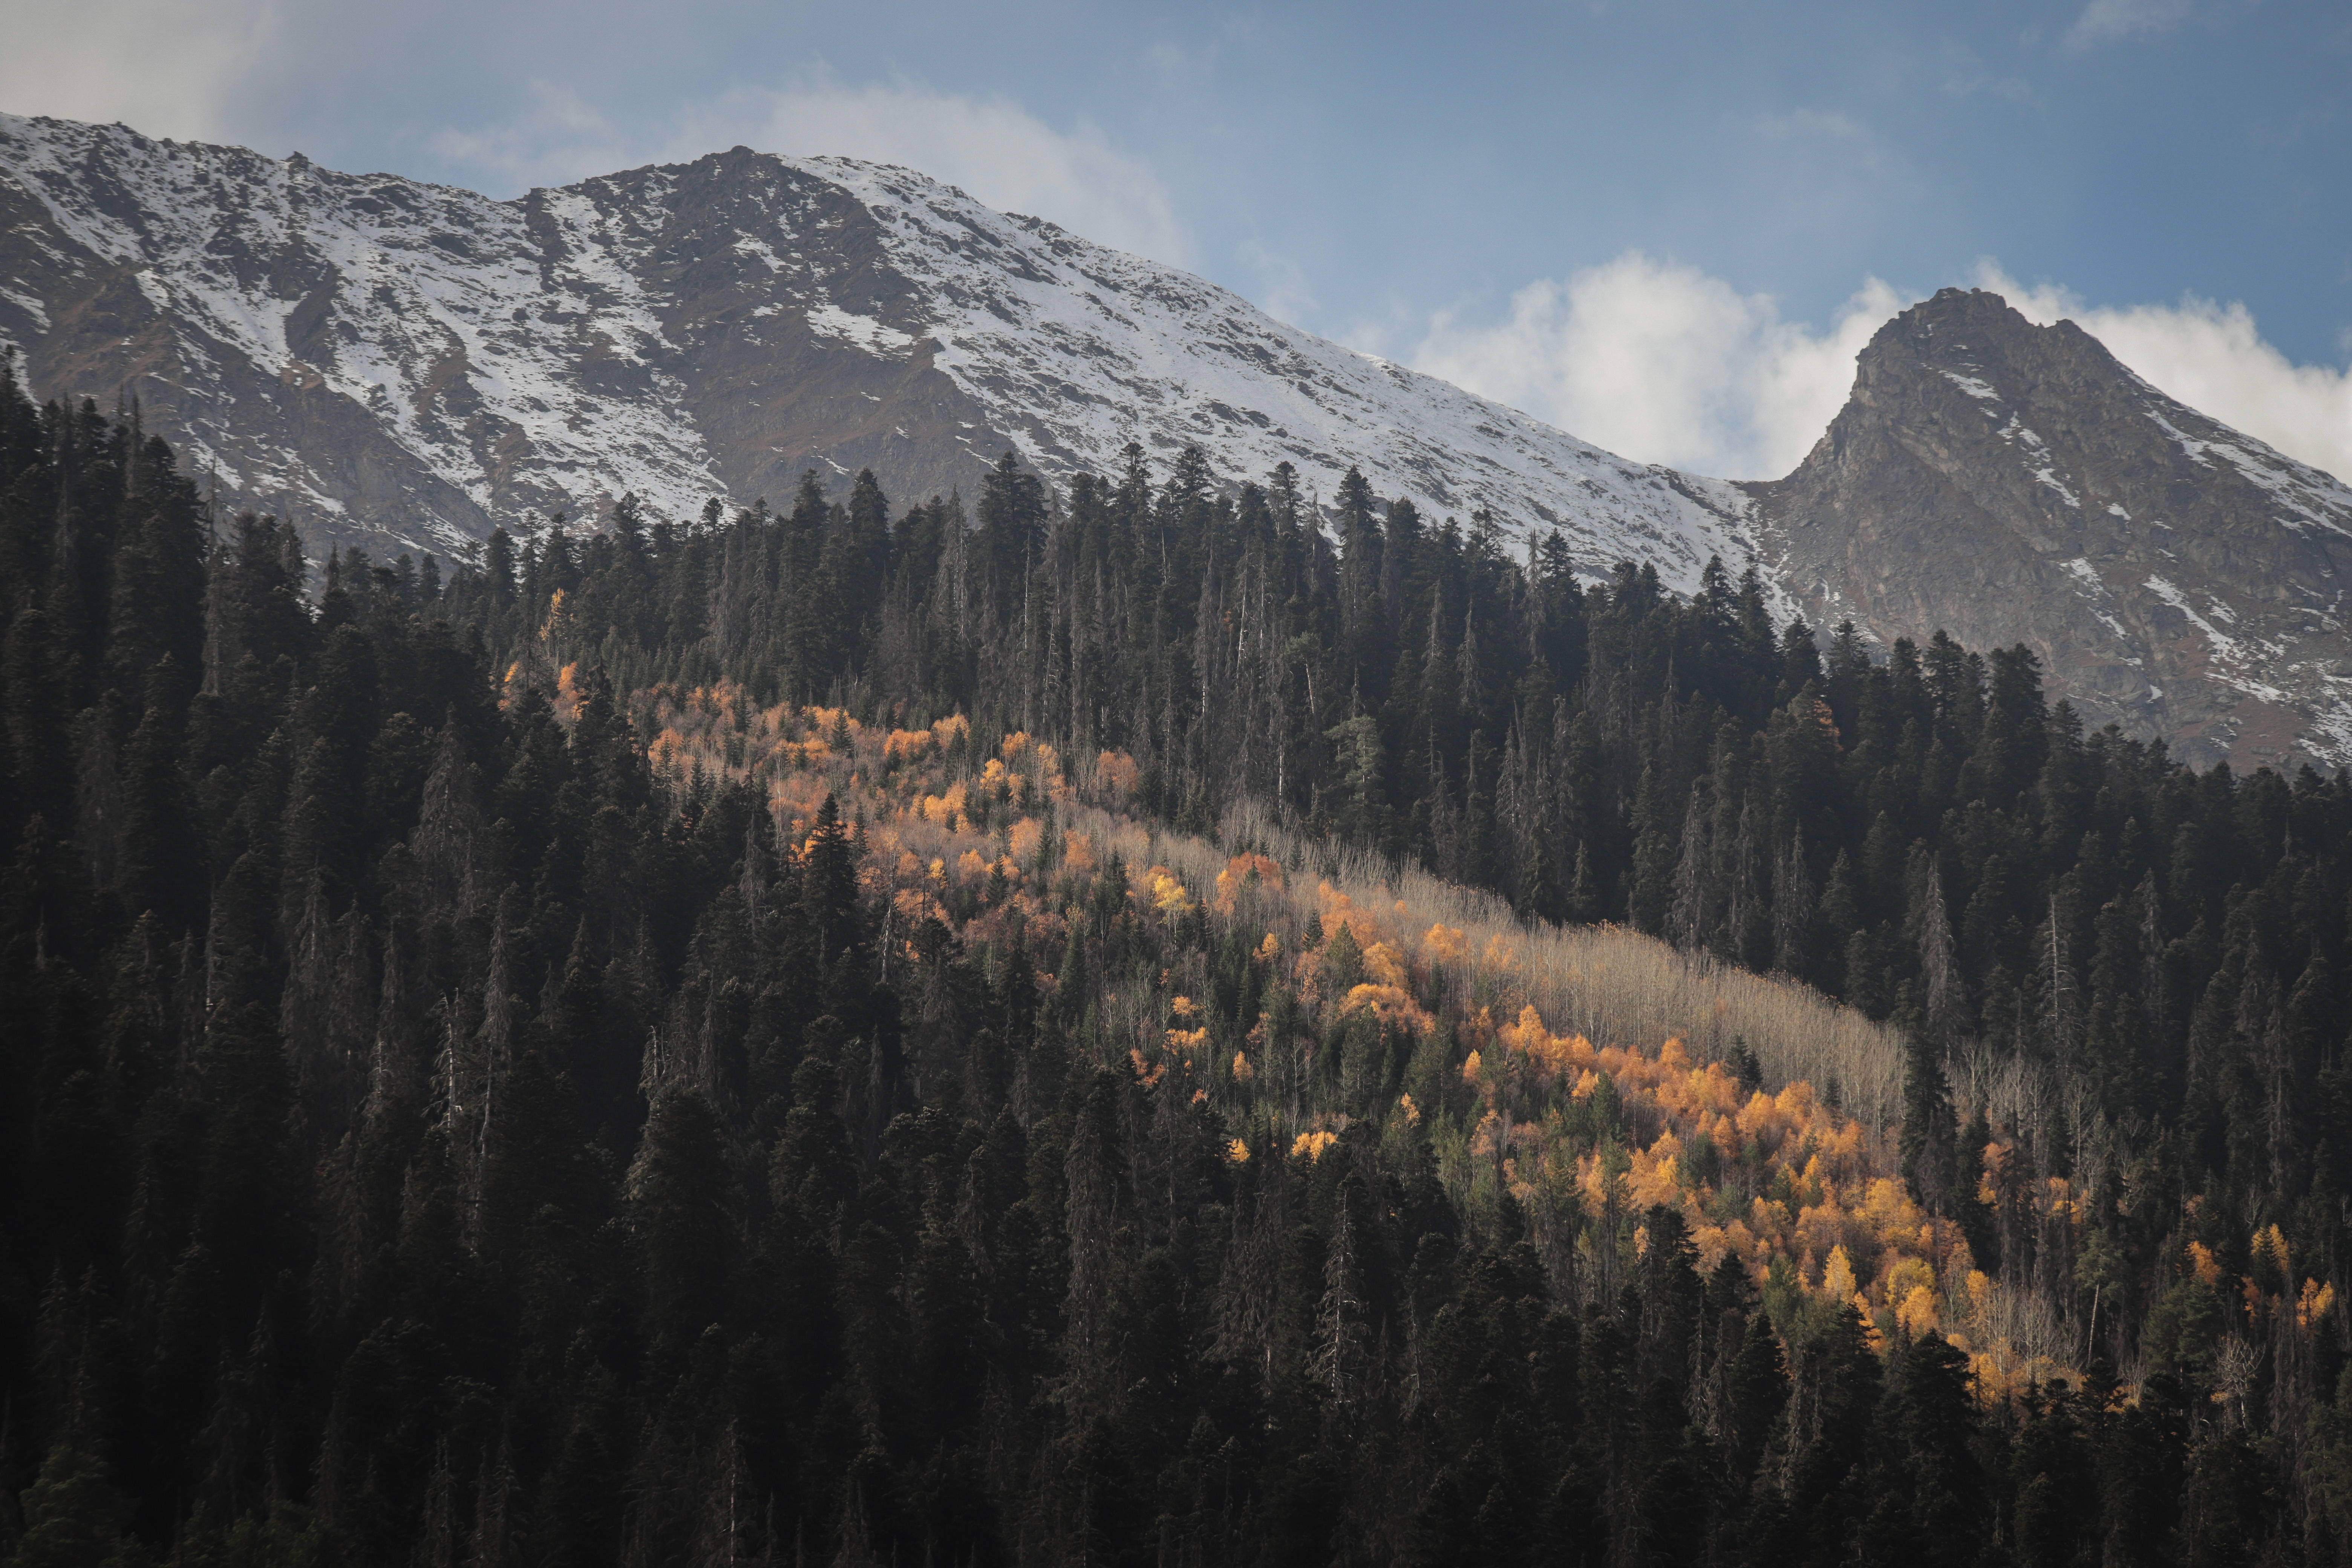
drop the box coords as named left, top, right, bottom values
left=1, top=15, right=1187, bottom=272
left=1404, top=251, right=2352, bottom=487
left=0, top=0, right=285, bottom=142
left=1937, top=41, right=2032, bottom=102
left=1975, top=262, right=2352, bottom=483
left=1238, top=239, right=1318, bottom=325
left=1750, top=109, right=1887, bottom=172
left=2066, top=0, right=2196, bottom=48
left=421, top=82, right=622, bottom=188
left=425, top=72, right=1192, bottom=269
left=1755, top=109, right=1871, bottom=142
left=1405, top=252, right=1902, bottom=479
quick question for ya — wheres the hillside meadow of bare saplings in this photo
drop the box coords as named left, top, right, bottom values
left=6, top=374, right=2352, bottom=1565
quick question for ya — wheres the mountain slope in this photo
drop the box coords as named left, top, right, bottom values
left=14, top=117, right=2348, bottom=767
left=1743, top=288, right=2352, bottom=770
left=0, top=111, right=1754, bottom=586
left=14, top=302, right=2352, bottom=1568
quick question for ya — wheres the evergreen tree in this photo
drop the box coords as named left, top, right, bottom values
left=3, top=398, right=2352, bottom=1566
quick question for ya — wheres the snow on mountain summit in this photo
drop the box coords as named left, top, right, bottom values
left=13, top=116, right=2352, bottom=766
left=802, top=155, right=1758, bottom=584
left=0, top=112, right=1757, bottom=588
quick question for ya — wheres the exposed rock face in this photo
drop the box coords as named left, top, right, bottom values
left=1743, top=288, right=2352, bottom=770
left=12, top=118, right=2346, bottom=769
left=0, top=112, right=1754, bottom=589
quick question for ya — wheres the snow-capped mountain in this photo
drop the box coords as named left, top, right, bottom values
left=10, top=118, right=2349, bottom=767
left=1743, top=288, right=2352, bottom=770
left=0, top=111, right=1754, bottom=588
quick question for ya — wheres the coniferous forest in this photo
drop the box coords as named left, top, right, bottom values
left=12, top=360, right=2352, bottom=1567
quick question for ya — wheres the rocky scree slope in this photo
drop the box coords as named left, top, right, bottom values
left=1743, top=288, right=2352, bottom=771
left=0, top=111, right=1754, bottom=583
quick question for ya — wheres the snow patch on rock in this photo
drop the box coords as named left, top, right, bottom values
left=806, top=303, right=914, bottom=356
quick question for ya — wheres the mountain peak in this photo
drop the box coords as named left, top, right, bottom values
left=0, top=110, right=1756, bottom=591
left=1748, top=289, right=2352, bottom=769
left=10, top=112, right=2348, bottom=766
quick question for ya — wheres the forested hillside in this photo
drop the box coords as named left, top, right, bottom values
left=7, top=363, right=2352, bottom=1566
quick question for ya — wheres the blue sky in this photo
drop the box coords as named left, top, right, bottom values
left=8, top=0, right=2349, bottom=479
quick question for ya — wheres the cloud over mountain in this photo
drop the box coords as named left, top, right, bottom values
left=1401, top=253, right=2352, bottom=488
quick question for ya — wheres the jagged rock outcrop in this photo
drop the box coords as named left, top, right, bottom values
left=1743, top=288, right=2352, bottom=770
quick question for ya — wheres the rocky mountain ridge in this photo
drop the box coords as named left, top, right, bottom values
left=7, top=115, right=2350, bottom=768
left=0, top=110, right=1754, bottom=591
left=1742, top=288, right=2352, bottom=770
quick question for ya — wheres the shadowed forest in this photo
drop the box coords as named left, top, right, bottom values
left=7, top=367, right=2352, bottom=1565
